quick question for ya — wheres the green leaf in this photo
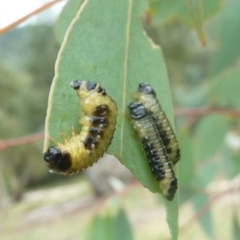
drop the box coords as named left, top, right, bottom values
left=209, top=0, right=240, bottom=76
left=192, top=193, right=215, bottom=239
left=55, top=0, right=83, bottom=44
left=195, top=115, right=230, bottom=161
left=44, top=0, right=173, bottom=194
left=86, top=207, right=134, bottom=240
left=221, top=146, right=240, bottom=179
left=114, top=209, right=134, bottom=240
left=177, top=128, right=194, bottom=185
left=44, top=0, right=178, bottom=238
left=232, top=213, right=240, bottom=240
left=149, top=0, right=223, bottom=45
left=196, top=162, right=218, bottom=187
left=165, top=197, right=179, bottom=240
left=86, top=215, right=107, bottom=240
left=207, top=69, right=240, bottom=108
left=184, top=0, right=206, bottom=45
left=179, top=185, right=196, bottom=203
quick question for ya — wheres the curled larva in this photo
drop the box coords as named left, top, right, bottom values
left=128, top=102, right=177, bottom=201
left=43, top=80, right=118, bottom=175
left=135, top=83, right=180, bottom=165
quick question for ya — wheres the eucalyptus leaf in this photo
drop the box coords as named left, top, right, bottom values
left=55, top=0, right=83, bottom=44
left=44, top=0, right=175, bottom=193
left=207, top=69, right=240, bottom=108
left=149, top=0, right=223, bottom=44
left=209, top=0, right=240, bottom=76
left=114, top=209, right=134, bottom=240
left=195, top=115, right=230, bottom=161
left=192, top=193, right=215, bottom=239
left=177, top=128, right=194, bottom=185
left=85, top=207, right=133, bottom=240
left=197, top=162, right=218, bottom=187
left=232, top=213, right=240, bottom=240
left=44, top=0, right=178, bottom=238
left=221, top=146, right=240, bottom=179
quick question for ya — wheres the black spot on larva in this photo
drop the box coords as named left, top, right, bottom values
left=71, top=80, right=82, bottom=90
left=156, top=163, right=165, bottom=171
left=56, top=152, right=72, bottom=171
left=169, top=177, right=178, bottom=188
left=143, top=143, right=154, bottom=151
left=148, top=157, right=160, bottom=166
left=167, top=162, right=172, bottom=168
left=153, top=116, right=159, bottom=122
left=91, top=116, right=109, bottom=127
left=159, top=130, right=170, bottom=144
left=97, top=86, right=106, bottom=95
left=140, top=137, right=148, bottom=144
left=167, top=147, right=172, bottom=154
left=128, top=102, right=149, bottom=120
left=138, top=83, right=156, bottom=96
left=84, top=135, right=98, bottom=150
left=89, top=127, right=103, bottom=138
left=93, top=105, right=110, bottom=117
left=151, top=164, right=165, bottom=175
left=86, top=81, right=97, bottom=91
left=167, top=178, right=178, bottom=197
left=146, top=150, right=158, bottom=158
left=162, top=137, right=170, bottom=147
left=43, top=147, right=72, bottom=172
left=155, top=171, right=165, bottom=181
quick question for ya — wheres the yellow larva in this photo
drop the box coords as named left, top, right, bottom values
left=128, top=102, right=177, bottom=201
left=43, top=80, right=117, bottom=175
left=136, top=83, right=180, bottom=165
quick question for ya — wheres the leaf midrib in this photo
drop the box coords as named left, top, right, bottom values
left=120, top=0, right=133, bottom=159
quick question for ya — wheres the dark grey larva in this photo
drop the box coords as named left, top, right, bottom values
left=128, top=102, right=177, bottom=201
left=137, top=83, right=180, bottom=165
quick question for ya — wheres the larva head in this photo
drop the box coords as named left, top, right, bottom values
left=71, top=80, right=106, bottom=99
left=43, top=146, right=72, bottom=174
left=128, top=102, right=149, bottom=120
left=138, top=83, right=156, bottom=96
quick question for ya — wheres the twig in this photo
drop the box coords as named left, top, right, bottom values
left=0, top=132, right=44, bottom=151
left=0, top=106, right=239, bottom=151
left=0, top=0, right=65, bottom=35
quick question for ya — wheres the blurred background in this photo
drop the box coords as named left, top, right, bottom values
left=0, top=0, right=240, bottom=239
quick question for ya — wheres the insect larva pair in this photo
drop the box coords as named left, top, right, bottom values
left=43, top=81, right=180, bottom=200
left=43, top=80, right=117, bottom=175
left=128, top=83, right=180, bottom=201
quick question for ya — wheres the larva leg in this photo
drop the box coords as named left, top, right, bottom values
left=71, top=126, right=77, bottom=137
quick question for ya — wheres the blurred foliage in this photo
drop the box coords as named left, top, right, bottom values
left=0, top=0, right=240, bottom=239
left=0, top=24, right=62, bottom=201
left=85, top=200, right=134, bottom=240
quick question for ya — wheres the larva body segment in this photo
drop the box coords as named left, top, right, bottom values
left=128, top=102, right=177, bottom=201
left=43, top=81, right=117, bottom=175
left=136, top=83, right=180, bottom=165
